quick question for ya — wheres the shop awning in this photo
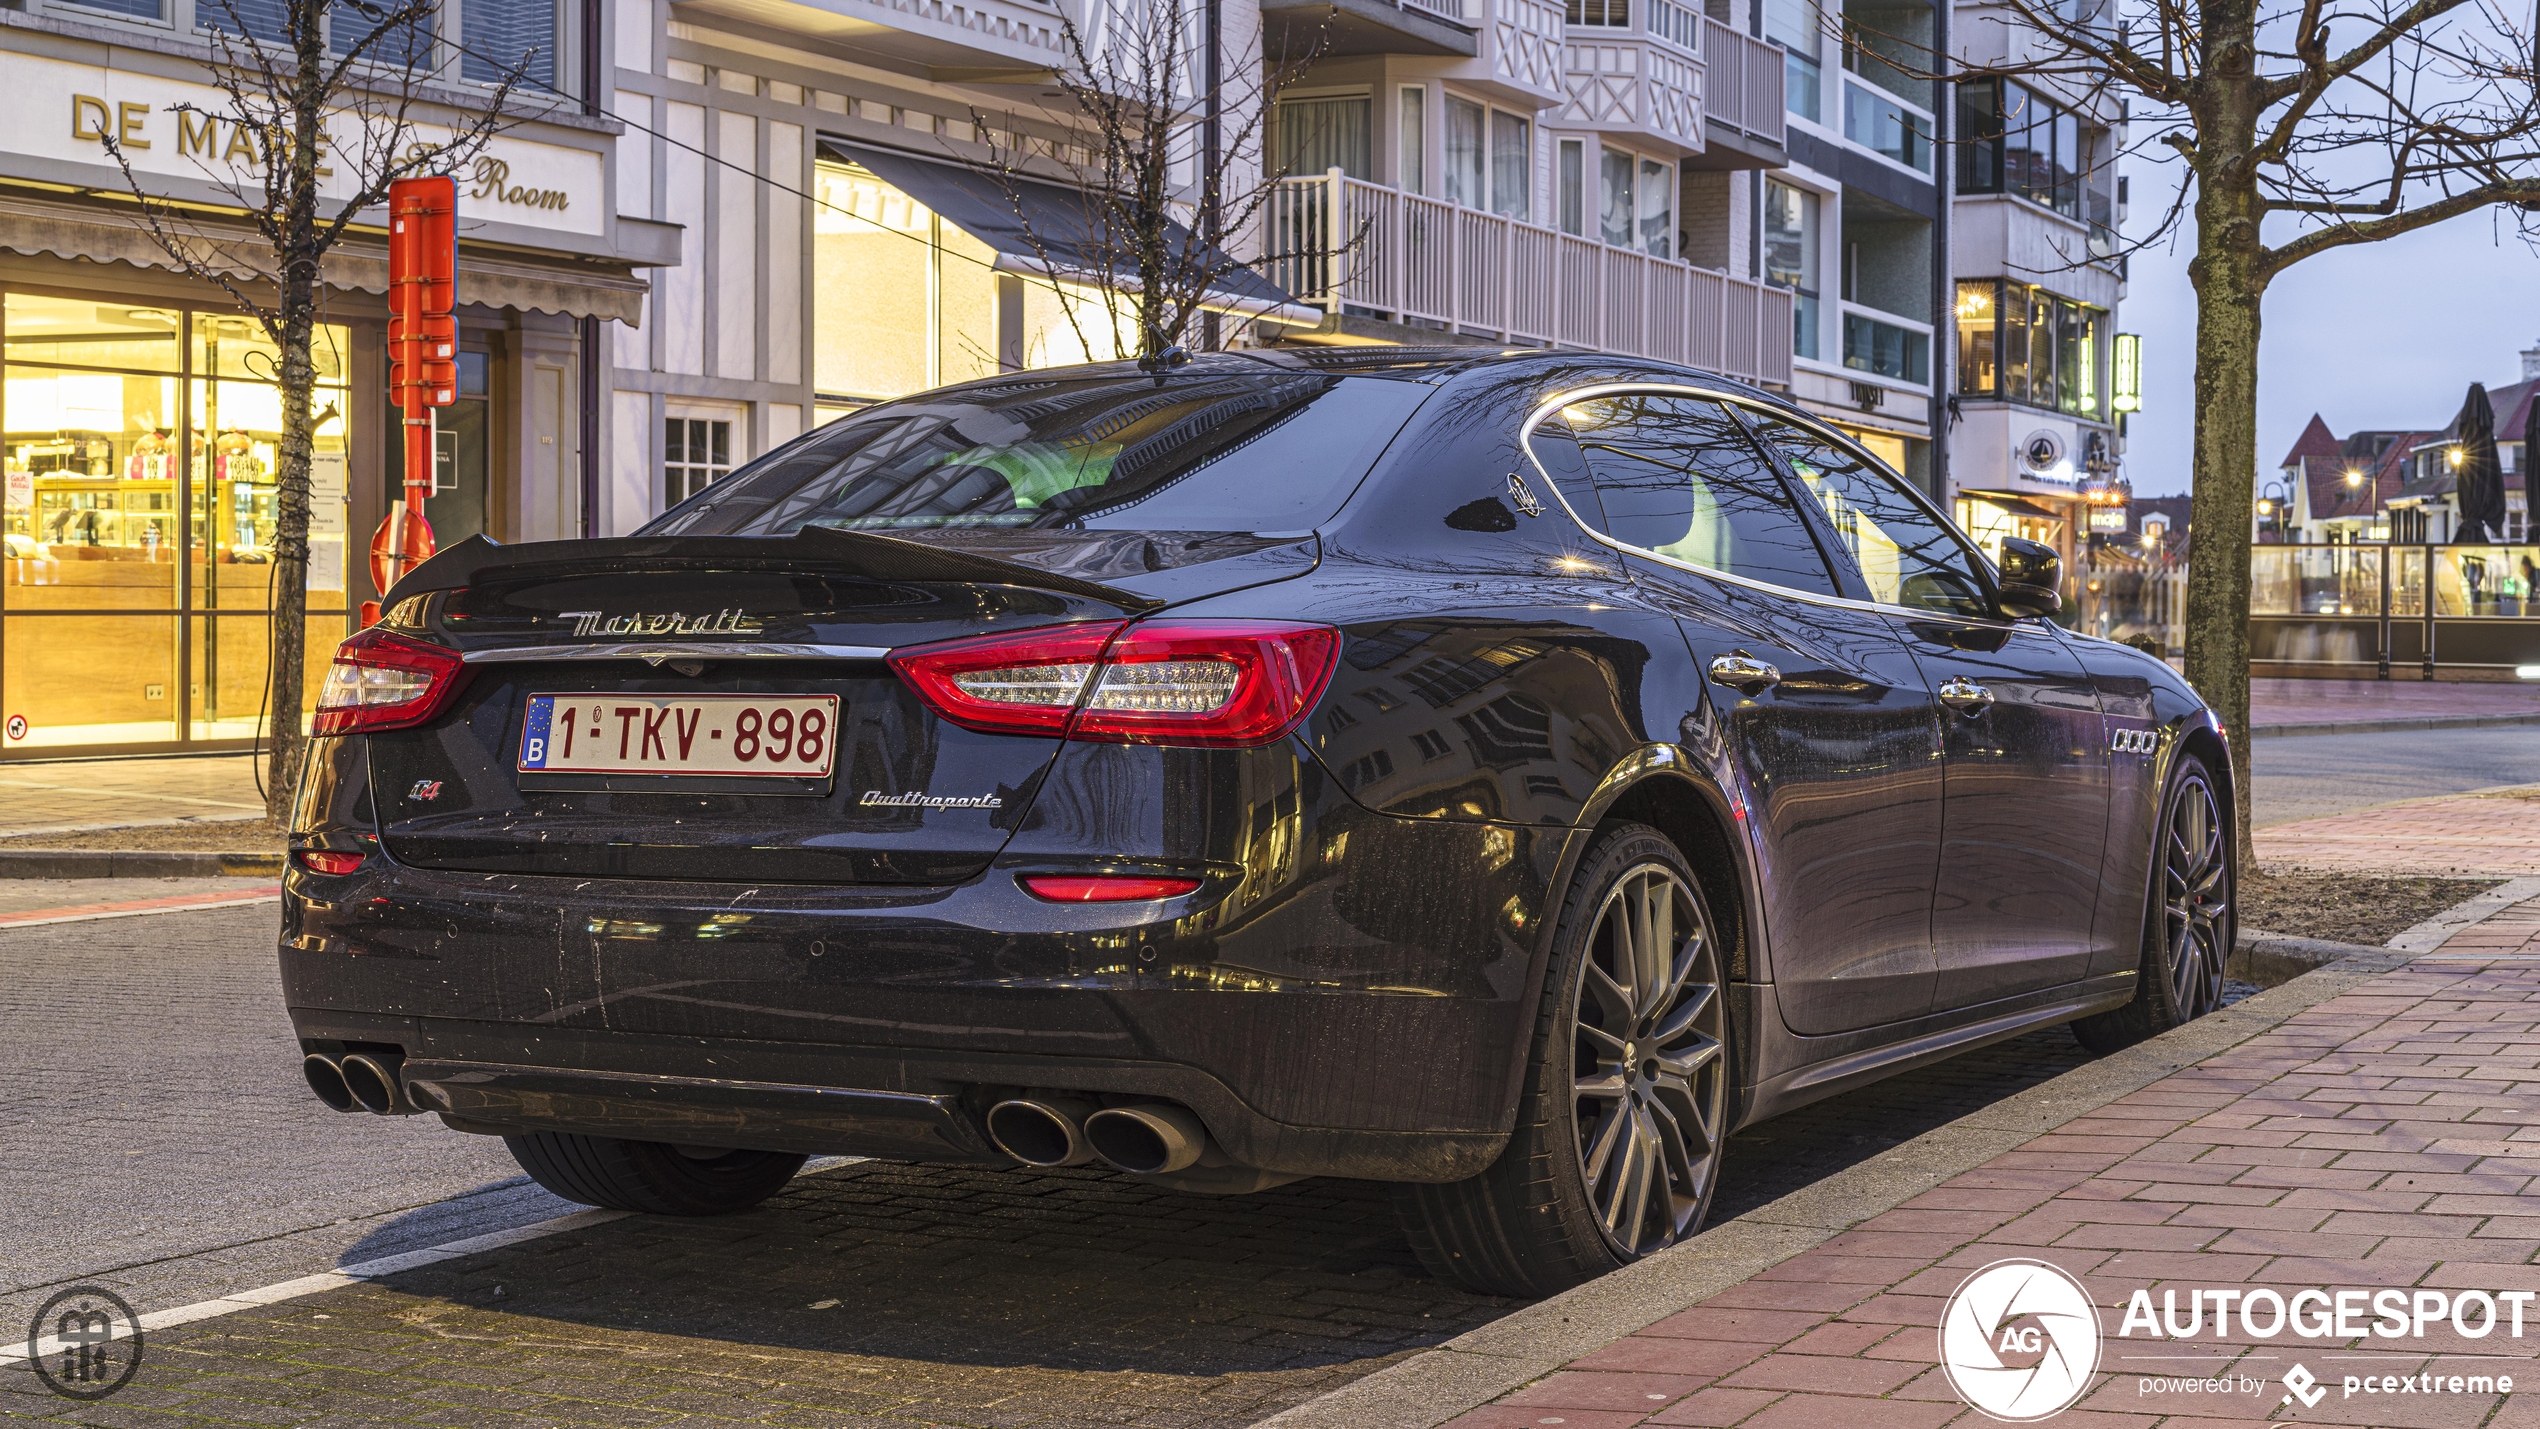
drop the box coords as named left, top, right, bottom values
left=819, top=139, right=1323, bottom=327
left=1959, top=492, right=2072, bottom=522
left=0, top=191, right=649, bottom=326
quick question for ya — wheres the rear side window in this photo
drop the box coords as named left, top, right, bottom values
left=1748, top=418, right=1991, bottom=616
left=1548, top=393, right=1838, bottom=597
left=644, top=373, right=1431, bottom=536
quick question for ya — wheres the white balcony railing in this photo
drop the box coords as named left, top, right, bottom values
left=1701, top=16, right=1786, bottom=145
left=1266, top=170, right=1796, bottom=387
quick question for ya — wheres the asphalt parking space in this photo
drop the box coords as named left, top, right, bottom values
left=4, top=895, right=2228, bottom=1427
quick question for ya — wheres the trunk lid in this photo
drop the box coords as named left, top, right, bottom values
left=367, top=531, right=1312, bottom=884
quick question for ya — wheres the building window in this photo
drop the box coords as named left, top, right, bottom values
left=1600, top=148, right=1634, bottom=248
left=1958, top=79, right=2086, bottom=219
left=1567, top=0, right=1629, bottom=22
left=1638, top=155, right=1672, bottom=258
left=1399, top=87, right=1426, bottom=192
left=665, top=418, right=731, bottom=507
left=1445, top=96, right=1486, bottom=209
left=1767, top=0, right=1823, bottom=123
left=1490, top=110, right=1532, bottom=221
left=464, top=0, right=565, bottom=88
left=1955, top=282, right=1996, bottom=395
left=1275, top=96, right=1373, bottom=180
left=65, top=0, right=162, bottom=17
left=1763, top=180, right=1820, bottom=360
left=1842, top=312, right=1928, bottom=383
left=1558, top=138, right=1586, bottom=236
left=1953, top=278, right=2107, bottom=419
left=1842, top=81, right=1931, bottom=172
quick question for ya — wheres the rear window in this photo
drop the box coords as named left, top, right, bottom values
left=644, top=372, right=1432, bottom=537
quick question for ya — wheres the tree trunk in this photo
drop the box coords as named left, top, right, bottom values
left=2182, top=38, right=2265, bottom=872
left=265, top=2, right=323, bottom=822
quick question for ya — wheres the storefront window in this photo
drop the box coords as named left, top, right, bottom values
left=1955, top=281, right=1997, bottom=395
left=810, top=162, right=1131, bottom=407
left=2, top=291, right=349, bottom=753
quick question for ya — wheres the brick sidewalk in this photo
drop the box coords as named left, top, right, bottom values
left=0, top=753, right=265, bottom=836
left=1410, top=910, right=2540, bottom=1429
left=2259, top=787, right=2540, bottom=877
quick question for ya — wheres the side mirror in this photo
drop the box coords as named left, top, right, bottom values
left=1995, top=537, right=2062, bottom=618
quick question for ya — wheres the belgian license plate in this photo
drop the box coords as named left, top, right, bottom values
left=518, top=693, right=841, bottom=777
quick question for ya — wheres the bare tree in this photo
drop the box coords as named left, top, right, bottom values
left=99, top=0, right=533, bottom=816
left=1899, top=0, right=2540, bottom=860
left=959, top=0, right=1347, bottom=363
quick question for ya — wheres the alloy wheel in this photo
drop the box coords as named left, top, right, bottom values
left=1570, top=863, right=1728, bottom=1258
left=2164, top=772, right=2230, bottom=1019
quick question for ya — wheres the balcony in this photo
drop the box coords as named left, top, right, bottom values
left=1266, top=171, right=1797, bottom=386
left=1839, top=75, right=1932, bottom=175
left=679, top=0, right=1072, bottom=76
left=1694, top=17, right=1786, bottom=167
left=1557, top=0, right=1706, bottom=154
left=1262, top=0, right=1566, bottom=106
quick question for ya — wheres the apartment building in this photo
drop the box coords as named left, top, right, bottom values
left=1946, top=0, right=2132, bottom=571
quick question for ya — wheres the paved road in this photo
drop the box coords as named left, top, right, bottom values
left=2250, top=723, right=2540, bottom=826
left=4, top=896, right=2132, bottom=1426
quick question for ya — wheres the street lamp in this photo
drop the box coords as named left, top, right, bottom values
left=2257, top=478, right=2288, bottom=541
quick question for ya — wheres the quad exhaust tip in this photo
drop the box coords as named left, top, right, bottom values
left=986, top=1097, right=1101, bottom=1167
left=304, top=1052, right=413, bottom=1115
left=1083, top=1104, right=1207, bottom=1175
left=338, top=1054, right=410, bottom=1115
left=303, top=1054, right=358, bottom=1113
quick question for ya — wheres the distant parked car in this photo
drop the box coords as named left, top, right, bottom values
left=281, top=349, right=2234, bottom=1297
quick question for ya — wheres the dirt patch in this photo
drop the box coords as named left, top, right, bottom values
left=0, top=819, right=287, bottom=852
left=2240, top=869, right=2502, bottom=946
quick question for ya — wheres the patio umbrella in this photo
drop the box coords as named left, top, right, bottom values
left=2453, top=382, right=2506, bottom=541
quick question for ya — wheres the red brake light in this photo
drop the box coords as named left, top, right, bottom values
left=892, top=619, right=1339, bottom=748
left=296, top=850, right=367, bottom=875
left=1019, top=874, right=1203, bottom=902
left=312, top=628, right=470, bottom=736
left=887, top=621, right=1127, bottom=736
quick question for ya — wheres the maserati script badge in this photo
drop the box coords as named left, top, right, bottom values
left=557, top=608, right=763, bottom=637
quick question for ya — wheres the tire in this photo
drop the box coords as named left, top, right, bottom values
left=2073, top=752, right=2233, bottom=1055
left=1391, top=822, right=1732, bottom=1298
left=503, top=1132, right=807, bottom=1216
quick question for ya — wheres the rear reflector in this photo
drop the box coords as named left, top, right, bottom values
left=296, top=850, right=367, bottom=876
left=1019, top=874, right=1203, bottom=902
left=889, top=619, right=1339, bottom=748
left=313, top=629, right=470, bottom=736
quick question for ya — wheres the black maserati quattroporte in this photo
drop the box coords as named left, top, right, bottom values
left=284, top=349, right=2233, bottom=1296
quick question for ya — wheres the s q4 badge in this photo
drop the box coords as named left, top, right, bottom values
left=2109, top=728, right=2157, bottom=755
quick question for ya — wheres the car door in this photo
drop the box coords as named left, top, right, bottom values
left=1751, top=416, right=2112, bottom=1008
left=1530, top=391, right=1946, bottom=1036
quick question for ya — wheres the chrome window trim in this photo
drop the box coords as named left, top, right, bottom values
left=460, top=642, right=895, bottom=664
left=1518, top=380, right=2012, bottom=625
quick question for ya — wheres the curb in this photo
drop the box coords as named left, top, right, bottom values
left=2251, top=712, right=2540, bottom=738
left=0, top=850, right=284, bottom=879
left=1255, top=901, right=2505, bottom=1429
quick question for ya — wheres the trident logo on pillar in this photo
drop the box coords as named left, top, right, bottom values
left=366, top=174, right=460, bottom=625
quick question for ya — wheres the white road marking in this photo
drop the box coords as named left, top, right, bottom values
left=2, top=1157, right=863, bottom=1364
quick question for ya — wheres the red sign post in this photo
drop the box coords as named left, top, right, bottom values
left=365, top=175, right=459, bottom=624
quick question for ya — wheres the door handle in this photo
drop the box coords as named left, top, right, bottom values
left=1937, top=675, right=1994, bottom=715
left=1708, top=652, right=1781, bottom=695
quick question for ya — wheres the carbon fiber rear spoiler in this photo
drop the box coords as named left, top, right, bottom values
left=378, top=528, right=1167, bottom=613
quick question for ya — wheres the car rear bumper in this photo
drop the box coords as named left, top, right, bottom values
left=279, top=842, right=1566, bottom=1182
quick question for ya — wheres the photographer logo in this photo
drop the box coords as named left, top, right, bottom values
left=26, top=1285, right=143, bottom=1402
left=1940, top=1259, right=2102, bottom=1421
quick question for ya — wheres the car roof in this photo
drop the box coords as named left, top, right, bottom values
left=926, top=347, right=1787, bottom=407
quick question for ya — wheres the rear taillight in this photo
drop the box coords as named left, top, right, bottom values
left=312, top=629, right=470, bottom=736
left=1019, top=874, right=1203, bottom=902
left=889, top=619, right=1340, bottom=748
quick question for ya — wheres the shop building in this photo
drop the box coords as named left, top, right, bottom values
left=1944, top=8, right=2131, bottom=579
left=0, top=1, right=671, bottom=758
